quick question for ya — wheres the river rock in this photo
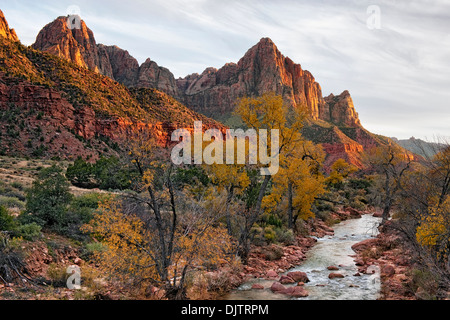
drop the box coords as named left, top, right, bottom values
left=279, top=275, right=296, bottom=284
left=345, top=207, right=362, bottom=218
left=270, top=282, right=287, bottom=293
left=251, top=284, right=265, bottom=290
left=351, top=239, right=380, bottom=253
left=328, top=273, right=345, bottom=279
left=373, top=211, right=383, bottom=218
left=354, top=258, right=365, bottom=266
left=286, top=271, right=310, bottom=283
left=381, top=264, right=396, bottom=277
left=265, top=270, right=278, bottom=279
left=366, top=265, right=379, bottom=274
left=327, top=266, right=339, bottom=271
left=283, top=286, right=309, bottom=298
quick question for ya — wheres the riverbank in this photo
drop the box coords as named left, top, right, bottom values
left=351, top=219, right=417, bottom=300
left=351, top=218, right=449, bottom=300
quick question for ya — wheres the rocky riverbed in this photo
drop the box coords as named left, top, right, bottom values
left=225, top=213, right=383, bottom=300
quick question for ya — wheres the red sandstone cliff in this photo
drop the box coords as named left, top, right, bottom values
left=175, top=38, right=363, bottom=131
left=177, top=38, right=329, bottom=120
left=0, top=9, right=19, bottom=42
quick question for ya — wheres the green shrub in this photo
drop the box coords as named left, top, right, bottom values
left=85, top=242, right=107, bottom=253
left=13, top=223, right=42, bottom=241
left=93, top=156, right=132, bottom=190
left=264, top=226, right=276, bottom=243
left=68, top=192, right=109, bottom=224
left=66, top=156, right=133, bottom=190
left=173, top=166, right=210, bottom=188
left=80, top=242, right=108, bottom=261
left=0, top=206, right=16, bottom=231
left=275, top=228, right=295, bottom=245
left=24, top=165, right=73, bottom=229
left=349, top=198, right=367, bottom=211
left=66, top=157, right=95, bottom=188
left=10, top=181, right=23, bottom=191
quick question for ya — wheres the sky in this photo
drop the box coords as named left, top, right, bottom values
left=1, top=0, right=450, bottom=140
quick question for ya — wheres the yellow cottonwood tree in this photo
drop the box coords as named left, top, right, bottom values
left=82, top=200, right=158, bottom=283
left=325, top=158, right=358, bottom=188
left=263, top=140, right=325, bottom=228
left=416, top=196, right=450, bottom=268
left=416, top=198, right=449, bottom=246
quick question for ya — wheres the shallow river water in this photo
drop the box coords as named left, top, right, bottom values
left=226, top=214, right=383, bottom=300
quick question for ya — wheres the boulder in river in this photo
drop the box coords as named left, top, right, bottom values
left=283, top=286, right=309, bottom=298
left=279, top=275, right=296, bottom=284
left=270, top=282, right=287, bottom=293
left=265, top=270, right=278, bottom=279
left=327, top=266, right=339, bottom=271
left=329, top=273, right=345, bottom=279
left=287, top=271, right=310, bottom=283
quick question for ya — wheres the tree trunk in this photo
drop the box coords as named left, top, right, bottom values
left=225, top=186, right=235, bottom=236
left=164, top=285, right=188, bottom=300
left=238, top=225, right=251, bottom=265
left=382, top=172, right=392, bottom=225
left=382, top=198, right=392, bottom=225
left=237, top=175, right=272, bottom=264
left=288, top=182, right=294, bottom=229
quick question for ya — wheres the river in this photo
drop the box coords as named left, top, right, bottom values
left=226, top=214, right=382, bottom=300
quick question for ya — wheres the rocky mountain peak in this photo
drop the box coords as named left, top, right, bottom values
left=324, top=90, right=361, bottom=127
left=32, top=16, right=178, bottom=97
left=33, top=16, right=102, bottom=73
left=177, top=37, right=327, bottom=120
left=252, top=37, right=278, bottom=53
left=0, top=9, right=19, bottom=42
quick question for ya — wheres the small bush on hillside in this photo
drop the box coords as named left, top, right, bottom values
left=66, top=156, right=133, bottom=190
left=13, top=223, right=42, bottom=241
left=23, top=165, right=73, bottom=228
left=0, top=206, right=16, bottom=231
